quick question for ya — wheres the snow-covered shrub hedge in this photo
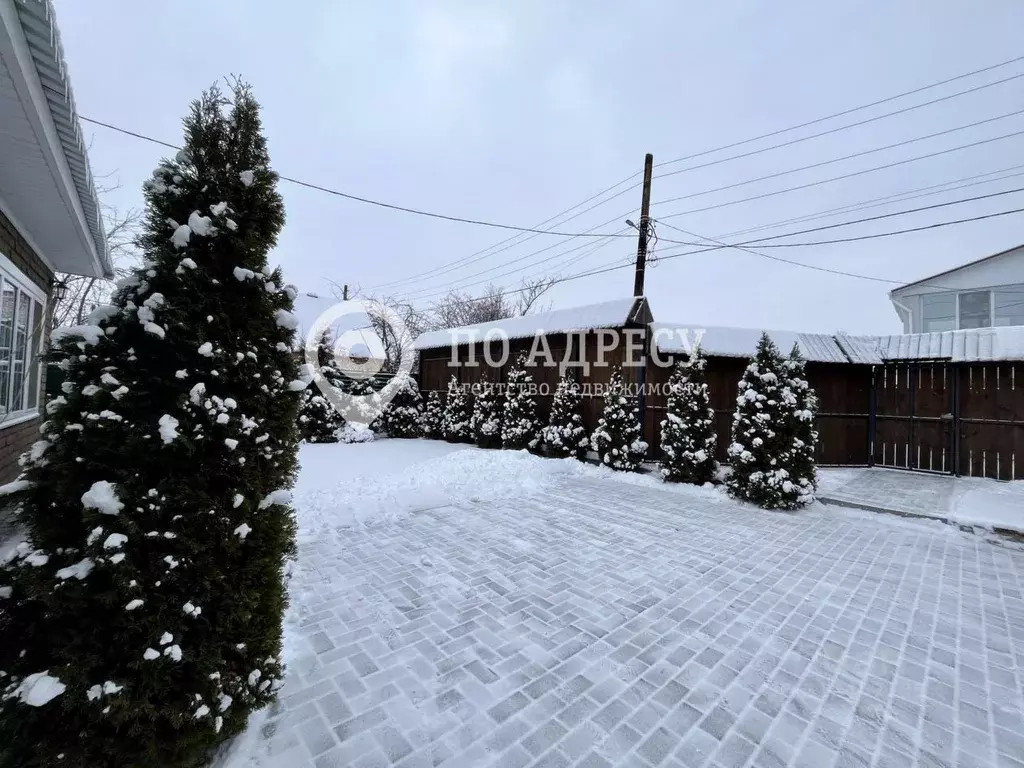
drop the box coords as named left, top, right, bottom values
left=336, top=424, right=375, bottom=444
left=591, top=368, right=647, bottom=471
left=375, top=373, right=423, bottom=438
left=470, top=374, right=502, bottom=448
left=660, top=347, right=717, bottom=484
left=442, top=376, right=471, bottom=442
left=297, top=331, right=345, bottom=442
left=421, top=390, right=445, bottom=440
left=727, top=333, right=817, bottom=509
left=540, top=374, right=588, bottom=459
left=0, top=83, right=300, bottom=767
left=501, top=354, right=538, bottom=450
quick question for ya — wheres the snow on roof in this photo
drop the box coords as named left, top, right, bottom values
left=413, top=297, right=642, bottom=351
left=651, top=322, right=849, bottom=363
left=847, top=326, right=1024, bottom=363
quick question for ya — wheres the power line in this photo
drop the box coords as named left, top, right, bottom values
left=655, top=72, right=1024, bottom=182
left=371, top=60, right=1024, bottom=292
left=655, top=54, right=1024, bottom=169
left=718, top=164, right=1024, bottom=240
left=78, top=115, right=631, bottom=239
left=395, top=143, right=1024, bottom=301
left=653, top=109, right=1024, bottom=209
left=656, top=185, right=1024, bottom=247
left=658, top=128, right=1024, bottom=221
left=735, top=207, right=1024, bottom=248
left=408, top=204, right=1024, bottom=308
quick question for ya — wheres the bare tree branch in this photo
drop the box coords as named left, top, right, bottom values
left=50, top=182, right=143, bottom=331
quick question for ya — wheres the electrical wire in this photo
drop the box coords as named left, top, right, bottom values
left=655, top=54, right=1024, bottom=169
left=653, top=109, right=1024, bottom=209
left=78, top=115, right=631, bottom=239
left=371, top=61, right=1024, bottom=292
left=718, top=164, right=1024, bottom=240
left=654, top=72, right=1024, bottom=182
left=655, top=185, right=1024, bottom=247
left=657, top=128, right=1024, bottom=221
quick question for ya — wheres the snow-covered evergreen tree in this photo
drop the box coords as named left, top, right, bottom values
left=591, top=368, right=647, bottom=471
left=469, top=374, right=502, bottom=448
left=659, top=348, right=717, bottom=484
left=0, top=84, right=301, bottom=767
left=501, top=354, right=538, bottom=450
left=540, top=374, right=588, bottom=459
left=783, top=344, right=819, bottom=502
left=727, top=333, right=816, bottom=509
left=442, top=376, right=471, bottom=442
left=421, top=390, right=445, bottom=440
left=375, top=373, right=423, bottom=438
left=298, top=331, right=345, bottom=442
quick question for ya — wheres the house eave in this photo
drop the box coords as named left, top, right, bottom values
left=0, top=0, right=111, bottom=279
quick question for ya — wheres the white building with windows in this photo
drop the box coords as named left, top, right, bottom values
left=889, top=244, right=1024, bottom=333
left=0, top=0, right=111, bottom=481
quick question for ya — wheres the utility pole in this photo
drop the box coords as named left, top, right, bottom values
left=633, top=153, right=654, bottom=297
left=342, top=284, right=349, bottom=301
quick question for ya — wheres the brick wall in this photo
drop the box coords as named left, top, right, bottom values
left=0, top=208, right=52, bottom=483
left=0, top=416, right=38, bottom=483
left=0, top=209, right=52, bottom=293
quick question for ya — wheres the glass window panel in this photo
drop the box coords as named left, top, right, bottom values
left=0, top=280, right=14, bottom=414
left=26, top=299, right=41, bottom=410
left=994, top=286, right=1024, bottom=327
left=10, top=290, right=29, bottom=410
left=958, top=290, right=991, bottom=329
left=921, top=293, right=955, bottom=333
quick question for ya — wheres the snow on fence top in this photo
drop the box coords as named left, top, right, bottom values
left=651, top=322, right=849, bottom=363
left=413, top=297, right=642, bottom=351
left=845, top=325, right=1024, bottom=363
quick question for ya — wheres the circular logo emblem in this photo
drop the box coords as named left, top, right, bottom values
left=303, top=300, right=414, bottom=425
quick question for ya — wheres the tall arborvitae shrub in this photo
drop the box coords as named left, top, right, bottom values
left=0, top=83, right=300, bottom=768
left=591, top=368, right=647, bottom=471
left=727, top=333, right=816, bottom=509
left=783, top=344, right=819, bottom=503
left=470, top=374, right=501, bottom=448
left=421, top=390, right=445, bottom=440
left=375, top=373, right=423, bottom=438
left=442, top=375, right=471, bottom=442
left=659, top=347, right=718, bottom=484
left=540, top=374, right=588, bottom=459
left=501, top=354, right=538, bottom=450
left=298, top=331, right=345, bottom=442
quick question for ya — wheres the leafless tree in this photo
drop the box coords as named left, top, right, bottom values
left=50, top=182, right=143, bottom=331
left=426, top=277, right=555, bottom=330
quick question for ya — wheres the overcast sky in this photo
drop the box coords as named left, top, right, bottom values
left=55, top=0, right=1024, bottom=335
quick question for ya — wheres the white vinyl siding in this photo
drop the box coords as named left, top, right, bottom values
left=0, top=253, right=46, bottom=424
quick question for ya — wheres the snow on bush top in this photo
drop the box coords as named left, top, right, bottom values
left=414, top=297, right=641, bottom=350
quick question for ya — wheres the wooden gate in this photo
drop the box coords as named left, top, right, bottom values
left=958, top=362, right=1024, bottom=480
left=873, top=362, right=954, bottom=473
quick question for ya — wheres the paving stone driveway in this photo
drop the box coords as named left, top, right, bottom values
left=258, top=477, right=1024, bottom=768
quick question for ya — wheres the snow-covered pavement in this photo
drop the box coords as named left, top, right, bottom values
left=222, top=441, right=1024, bottom=768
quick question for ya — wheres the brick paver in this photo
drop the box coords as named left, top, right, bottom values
left=248, top=476, right=1024, bottom=768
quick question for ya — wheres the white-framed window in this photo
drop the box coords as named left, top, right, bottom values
left=921, top=293, right=955, bottom=332
left=0, top=253, right=46, bottom=426
left=919, top=284, right=1024, bottom=331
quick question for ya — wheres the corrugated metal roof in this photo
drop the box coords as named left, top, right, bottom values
left=843, top=326, right=1024, bottom=363
left=414, top=297, right=642, bottom=351
left=12, top=0, right=109, bottom=275
left=652, top=322, right=850, bottom=363
left=835, top=334, right=883, bottom=364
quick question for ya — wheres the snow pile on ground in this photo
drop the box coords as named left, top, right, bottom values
left=293, top=440, right=726, bottom=541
